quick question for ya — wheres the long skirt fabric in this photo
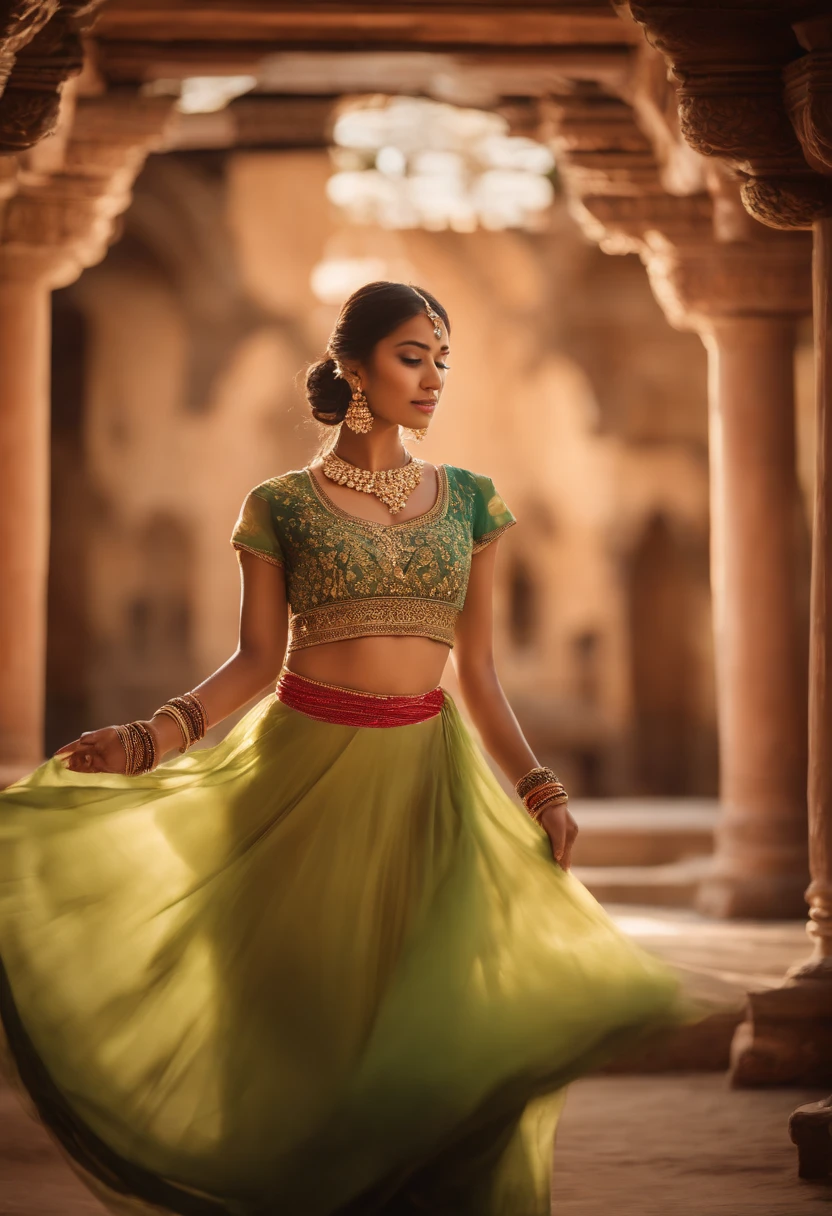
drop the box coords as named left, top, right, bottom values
left=0, top=691, right=696, bottom=1216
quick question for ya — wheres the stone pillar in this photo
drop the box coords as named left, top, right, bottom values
left=0, top=256, right=56, bottom=783
left=624, top=0, right=832, bottom=1088
left=645, top=239, right=812, bottom=919
left=543, top=87, right=812, bottom=918
left=805, top=216, right=832, bottom=976
left=0, top=93, right=172, bottom=785
left=700, top=315, right=808, bottom=917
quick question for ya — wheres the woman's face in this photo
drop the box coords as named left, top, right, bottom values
left=353, top=311, right=450, bottom=433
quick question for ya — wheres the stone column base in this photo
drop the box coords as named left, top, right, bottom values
left=730, top=966, right=832, bottom=1086
left=697, top=871, right=809, bottom=920
left=790, top=1095, right=832, bottom=1180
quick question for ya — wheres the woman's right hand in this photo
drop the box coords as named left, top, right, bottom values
left=54, top=727, right=127, bottom=775
left=537, top=802, right=579, bottom=871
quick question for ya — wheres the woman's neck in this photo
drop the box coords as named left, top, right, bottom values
left=329, top=425, right=411, bottom=472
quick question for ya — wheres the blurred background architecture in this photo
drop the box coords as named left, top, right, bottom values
left=2, top=0, right=832, bottom=1176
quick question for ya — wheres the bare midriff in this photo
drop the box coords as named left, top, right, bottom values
left=284, top=634, right=451, bottom=696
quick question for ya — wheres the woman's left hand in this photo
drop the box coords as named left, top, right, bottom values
left=537, top=802, right=578, bottom=870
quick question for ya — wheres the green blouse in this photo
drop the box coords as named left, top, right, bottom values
left=230, top=464, right=516, bottom=651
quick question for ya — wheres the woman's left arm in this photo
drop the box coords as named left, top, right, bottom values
left=452, top=541, right=579, bottom=869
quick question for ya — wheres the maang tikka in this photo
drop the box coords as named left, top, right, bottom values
left=333, top=360, right=373, bottom=434
left=410, top=287, right=444, bottom=340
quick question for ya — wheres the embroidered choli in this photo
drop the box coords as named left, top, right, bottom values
left=230, top=464, right=516, bottom=651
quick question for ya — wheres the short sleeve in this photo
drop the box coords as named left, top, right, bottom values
left=230, top=488, right=284, bottom=568
left=471, top=473, right=517, bottom=553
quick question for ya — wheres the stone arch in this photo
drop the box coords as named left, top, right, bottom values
left=109, top=153, right=269, bottom=411
left=627, top=511, right=717, bottom=796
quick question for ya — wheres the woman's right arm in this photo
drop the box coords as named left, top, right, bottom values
left=55, top=550, right=288, bottom=774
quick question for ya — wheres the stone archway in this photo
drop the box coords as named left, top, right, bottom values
left=627, top=511, right=716, bottom=796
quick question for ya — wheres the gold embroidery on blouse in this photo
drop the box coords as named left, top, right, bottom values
left=231, top=465, right=516, bottom=651
left=231, top=541, right=285, bottom=568
left=288, top=597, right=457, bottom=651
left=472, top=518, right=517, bottom=554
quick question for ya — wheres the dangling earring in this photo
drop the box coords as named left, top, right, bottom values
left=401, top=426, right=427, bottom=443
left=343, top=376, right=374, bottom=434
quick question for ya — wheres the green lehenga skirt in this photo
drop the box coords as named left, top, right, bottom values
left=0, top=686, right=698, bottom=1216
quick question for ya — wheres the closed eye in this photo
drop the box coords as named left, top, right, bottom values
left=401, top=356, right=451, bottom=370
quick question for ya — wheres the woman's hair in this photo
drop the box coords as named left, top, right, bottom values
left=305, top=281, right=450, bottom=427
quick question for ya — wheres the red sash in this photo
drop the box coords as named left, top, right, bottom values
left=276, top=669, right=444, bottom=728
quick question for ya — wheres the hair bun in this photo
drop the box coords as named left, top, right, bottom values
left=306, top=357, right=350, bottom=425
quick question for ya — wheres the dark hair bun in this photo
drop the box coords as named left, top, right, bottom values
left=305, top=357, right=351, bottom=425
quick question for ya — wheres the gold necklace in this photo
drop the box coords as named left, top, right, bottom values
left=321, top=451, right=424, bottom=515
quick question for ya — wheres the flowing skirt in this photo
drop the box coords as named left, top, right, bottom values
left=0, top=688, right=699, bottom=1216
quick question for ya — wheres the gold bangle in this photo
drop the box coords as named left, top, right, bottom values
left=115, top=724, right=133, bottom=775
left=524, top=781, right=567, bottom=810
left=515, top=765, right=562, bottom=802
left=530, top=793, right=568, bottom=821
left=153, top=704, right=191, bottom=753
left=184, top=690, right=209, bottom=733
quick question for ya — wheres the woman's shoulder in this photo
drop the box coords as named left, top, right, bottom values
left=442, top=463, right=499, bottom=496
left=247, top=467, right=311, bottom=502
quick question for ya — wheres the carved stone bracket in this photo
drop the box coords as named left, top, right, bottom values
left=540, top=90, right=713, bottom=255
left=625, top=0, right=832, bottom=229
left=0, top=91, right=174, bottom=286
left=642, top=232, right=813, bottom=332
left=0, top=0, right=105, bottom=154
left=784, top=53, right=832, bottom=176
left=0, top=1, right=57, bottom=96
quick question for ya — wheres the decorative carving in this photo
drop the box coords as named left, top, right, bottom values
left=741, top=171, right=832, bottom=230
left=677, top=80, right=801, bottom=167
left=784, top=52, right=832, bottom=177
left=623, top=0, right=830, bottom=232
left=642, top=234, right=812, bottom=332
left=624, top=37, right=707, bottom=196
left=0, top=91, right=174, bottom=287
left=541, top=87, right=713, bottom=256
left=0, top=0, right=106, bottom=153
left=0, top=0, right=57, bottom=95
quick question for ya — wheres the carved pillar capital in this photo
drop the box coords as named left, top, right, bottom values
left=625, top=0, right=832, bottom=229
left=0, top=0, right=106, bottom=154
left=784, top=35, right=832, bottom=177
left=643, top=232, right=813, bottom=332
left=0, top=2, right=57, bottom=96
left=0, top=92, right=173, bottom=287
left=540, top=91, right=713, bottom=254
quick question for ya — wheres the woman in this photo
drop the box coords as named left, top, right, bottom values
left=0, top=282, right=699, bottom=1216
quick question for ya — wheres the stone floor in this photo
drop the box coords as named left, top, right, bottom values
left=608, top=904, right=811, bottom=1008
left=0, top=1073, right=827, bottom=1215
left=0, top=908, right=822, bottom=1215
left=554, top=1075, right=831, bottom=1215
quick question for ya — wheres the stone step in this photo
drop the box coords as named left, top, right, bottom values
left=569, top=799, right=718, bottom=868
left=572, top=855, right=714, bottom=908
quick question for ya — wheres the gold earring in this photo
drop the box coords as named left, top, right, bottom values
left=344, top=379, right=374, bottom=433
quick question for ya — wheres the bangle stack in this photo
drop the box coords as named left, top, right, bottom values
left=152, top=691, right=209, bottom=754
left=115, top=721, right=157, bottom=776
left=514, top=765, right=569, bottom=828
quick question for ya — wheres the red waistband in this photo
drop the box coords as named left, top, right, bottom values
left=275, top=670, right=445, bottom=728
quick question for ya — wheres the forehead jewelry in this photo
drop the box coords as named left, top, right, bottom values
left=411, top=288, right=443, bottom=340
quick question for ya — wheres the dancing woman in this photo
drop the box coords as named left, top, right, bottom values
left=0, top=282, right=696, bottom=1216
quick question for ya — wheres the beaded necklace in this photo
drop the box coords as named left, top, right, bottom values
left=321, top=451, right=424, bottom=515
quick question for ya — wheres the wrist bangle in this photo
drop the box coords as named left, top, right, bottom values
left=153, top=704, right=191, bottom=753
